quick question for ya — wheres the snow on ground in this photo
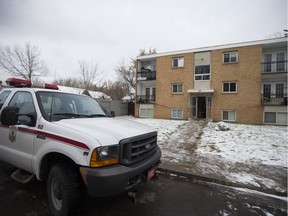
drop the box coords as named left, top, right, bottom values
left=118, top=116, right=288, bottom=193
left=118, top=116, right=190, bottom=163
left=120, top=116, right=287, bottom=214
left=120, top=116, right=287, bottom=169
left=119, top=116, right=187, bottom=142
left=198, top=121, right=288, bottom=168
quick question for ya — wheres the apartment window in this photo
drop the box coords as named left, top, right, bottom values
left=276, top=52, right=285, bottom=72
left=172, top=57, right=184, bottom=68
left=264, top=112, right=276, bottom=124
left=263, top=53, right=272, bottom=72
left=171, top=109, right=183, bottom=119
left=264, top=112, right=288, bottom=125
left=263, top=84, right=271, bottom=98
left=144, top=87, right=156, bottom=101
left=195, top=65, right=210, bottom=80
left=172, top=83, right=183, bottom=94
left=140, top=108, right=154, bottom=118
left=152, top=87, right=156, bottom=97
left=142, top=61, right=156, bottom=71
left=276, top=83, right=284, bottom=98
left=222, top=110, right=236, bottom=122
left=145, top=88, right=150, bottom=97
left=223, top=51, right=238, bottom=63
left=222, top=82, right=237, bottom=93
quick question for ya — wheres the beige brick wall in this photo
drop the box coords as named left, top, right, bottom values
left=154, top=53, right=194, bottom=120
left=136, top=44, right=264, bottom=124
left=210, top=45, right=263, bottom=124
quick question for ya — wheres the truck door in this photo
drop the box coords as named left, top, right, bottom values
left=0, top=91, right=36, bottom=172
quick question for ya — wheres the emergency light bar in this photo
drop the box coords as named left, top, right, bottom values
left=6, top=78, right=59, bottom=90
left=44, top=83, right=59, bottom=90
left=6, top=78, right=31, bottom=87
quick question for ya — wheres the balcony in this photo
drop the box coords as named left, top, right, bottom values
left=262, top=94, right=287, bottom=106
left=262, top=61, right=287, bottom=73
left=137, top=68, right=156, bottom=81
left=136, top=95, right=156, bottom=104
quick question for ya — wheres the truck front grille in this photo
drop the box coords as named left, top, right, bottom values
left=119, top=132, right=157, bottom=166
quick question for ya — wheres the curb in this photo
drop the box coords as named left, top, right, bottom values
left=157, top=166, right=287, bottom=198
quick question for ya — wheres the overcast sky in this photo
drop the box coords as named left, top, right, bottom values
left=0, top=0, right=287, bottom=83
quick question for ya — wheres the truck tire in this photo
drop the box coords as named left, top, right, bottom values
left=47, top=163, right=83, bottom=216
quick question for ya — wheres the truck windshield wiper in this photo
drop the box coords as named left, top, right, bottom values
left=51, top=113, right=106, bottom=118
left=86, top=114, right=106, bottom=117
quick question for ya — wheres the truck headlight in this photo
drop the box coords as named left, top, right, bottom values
left=90, top=145, right=119, bottom=167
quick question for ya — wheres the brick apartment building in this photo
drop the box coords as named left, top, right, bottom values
left=135, top=37, right=287, bottom=125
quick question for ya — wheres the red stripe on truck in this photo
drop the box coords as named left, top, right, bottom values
left=0, top=125, right=90, bottom=151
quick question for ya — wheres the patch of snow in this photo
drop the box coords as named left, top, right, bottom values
left=124, top=117, right=287, bottom=168
left=227, top=172, right=261, bottom=187
left=58, top=85, right=83, bottom=94
left=208, top=181, right=288, bottom=202
left=225, top=172, right=278, bottom=189
left=118, top=116, right=187, bottom=142
left=118, top=116, right=288, bottom=191
left=217, top=121, right=230, bottom=131
left=197, top=122, right=287, bottom=167
left=58, top=85, right=111, bottom=99
left=219, top=210, right=229, bottom=216
left=87, top=90, right=111, bottom=100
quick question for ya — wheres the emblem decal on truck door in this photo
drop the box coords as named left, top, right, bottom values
left=9, top=126, right=18, bottom=142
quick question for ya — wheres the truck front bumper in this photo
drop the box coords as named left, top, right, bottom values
left=80, top=146, right=161, bottom=197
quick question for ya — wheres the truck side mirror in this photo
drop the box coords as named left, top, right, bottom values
left=25, top=113, right=37, bottom=127
left=1, top=106, right=19, bottom=125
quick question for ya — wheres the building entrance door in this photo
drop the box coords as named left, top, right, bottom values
left=191, top=96, right=207, bottom=118
left=197, top=97, right=206, bottom=118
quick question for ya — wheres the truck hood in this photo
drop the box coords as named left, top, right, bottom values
left=53, top=117, right=155, bottom=146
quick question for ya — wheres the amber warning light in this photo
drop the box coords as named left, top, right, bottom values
left=6, top=78, right=59, bottom=90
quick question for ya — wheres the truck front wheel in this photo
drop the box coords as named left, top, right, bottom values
left=47, top=163, right=83, bottom=216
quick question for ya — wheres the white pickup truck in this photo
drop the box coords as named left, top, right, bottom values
left=0, top=78, right=161, bottom=216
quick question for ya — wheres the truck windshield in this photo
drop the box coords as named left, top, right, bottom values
left=36, top=91, right=108, bottom=121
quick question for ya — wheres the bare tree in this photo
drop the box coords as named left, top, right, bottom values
left=114, top=59, right=136, bottom=99
left=96, top=80, right=129, bottom=100
left=78, top=60, right=103, bottom=90
left=114, top=48, right=157, bottom=100
left=139, top=48, right=157, bottom=56
left=0, top=42, right=48, bottom=81
left=284, top=29, right=287, bottom=37
left=270, top=30, right=287, bottom=38
left=53, top=77, right=81, bottom=88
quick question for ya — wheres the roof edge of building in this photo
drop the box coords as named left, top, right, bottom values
left=137, top=37, right=287, bottom=60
